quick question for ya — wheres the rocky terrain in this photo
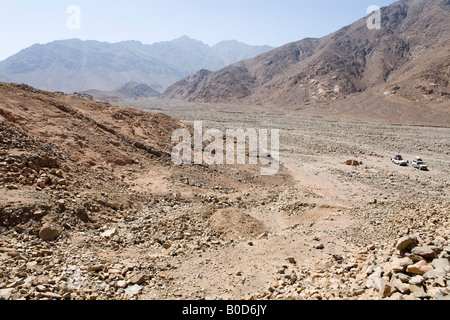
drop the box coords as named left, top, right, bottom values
left=1, top=76, right=449, bottom=301
left=162, top=0, right=450, bottom=127
left=119, top=98, right=448, bottom=301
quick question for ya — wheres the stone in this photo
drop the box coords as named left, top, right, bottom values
left=397, top=273, right=411, bottom=283
left=428, top=277, right=446, bottom=288
left=411, top=246, right=439, bottom=260
left=431, top=258, right=450, bottom=272
left=391, top=257, right=413, bottom=272
left=346, top=160, right=362, bottom=166
left=40, top=292, right=62, bottom=299
left=409, top=276, right=424, bottom=286
left=405, top=253, right=425, bottom=262
left=117, top=280, right=127, bottom=288
left=26, top=261, right=38, bottom=270
left=0, top=288, right=13, bottom=300
left=408, top=284, right=426, bottom=295
left=87, top=265, right=104, bottom=272
left=287, top=257, right=296, bottom=264
left=36, top=178, right=47, bottom=188
left=413, top=290, right=430, bottom=300
left=396, top=236, right=418, bottom=251
left=423, top=267, right=446, bottom=280
left=406, top=261, right=434, bottom=275
left=108, top=268, right=122, bottom=275
left=6, top=184, right=18, bottom=190
left=402, top=294, right=420, bottom=300
left=389, top=292, right=404, bottom=300
left=129, top=273, right=146, bottom=285
left=428, top=288, right=449, bottom=300
left=379, top=279, right=396, bottom=298
left=39, top=225, right=60, bottom=241
left=392, top=279, right=411, bottom=294
left=36, top=285, right=47, bottom=292
left=101, top=229, right=118, bottom=238
left=125, top=285, right=141, bottom=297
left=314, top=244, right=324, bottom=250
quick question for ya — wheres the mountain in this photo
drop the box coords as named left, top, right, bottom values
left=0, top=37, right=273, bottom=93
left=81, top=81, right=161, bottom=103
left=162, top=0, right=450, bottom=126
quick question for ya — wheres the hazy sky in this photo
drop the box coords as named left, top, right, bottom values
left=0, top=0, right=398, bottom=60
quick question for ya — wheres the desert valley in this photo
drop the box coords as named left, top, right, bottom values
left=0, top=0, right=449, bottom=302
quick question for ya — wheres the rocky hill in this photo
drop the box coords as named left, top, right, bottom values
left=162, top=0, right=450, bottom=126
left=0, top=37, right=273, bottom=94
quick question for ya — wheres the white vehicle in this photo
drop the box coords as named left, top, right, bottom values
left=391, top=155, right=408, bottom=166
left=412, top=157, right=428, bottom=171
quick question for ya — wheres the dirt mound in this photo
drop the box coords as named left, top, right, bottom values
left=209, top=208, right=268, bottom=240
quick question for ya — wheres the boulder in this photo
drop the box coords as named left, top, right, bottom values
left=379, top=278, right=396, bottom=298
left=391, top=257, right=414, bottom=272
left=396, top=235, right=418, bottom=251
left=129, top=273, right=146, bottom=285
left=411, top=246, right=439, bottom=260
left=346, top=160, right=362, bottom=166
left=39, top=224, right=61, bottom=241
left=431, top=258, right=450, bottom=272
left=406, top=261, right=434, bottom=275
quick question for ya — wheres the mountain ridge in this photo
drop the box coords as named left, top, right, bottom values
left=0, top=36, right=274, bottom=93
left=161, top=0, right=450, bottom=126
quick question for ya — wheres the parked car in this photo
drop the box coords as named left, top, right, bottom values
left=391, top=155, right=408, bottom=166
left=412, top=157, right=428, bottom=171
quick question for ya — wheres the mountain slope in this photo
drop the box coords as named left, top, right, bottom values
left=162, top=0, right=450, bottom=125
left=0, top=37, right=273, bottom=93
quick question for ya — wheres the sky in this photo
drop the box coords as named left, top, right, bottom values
left=0, top=0, right=398, bottom=61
